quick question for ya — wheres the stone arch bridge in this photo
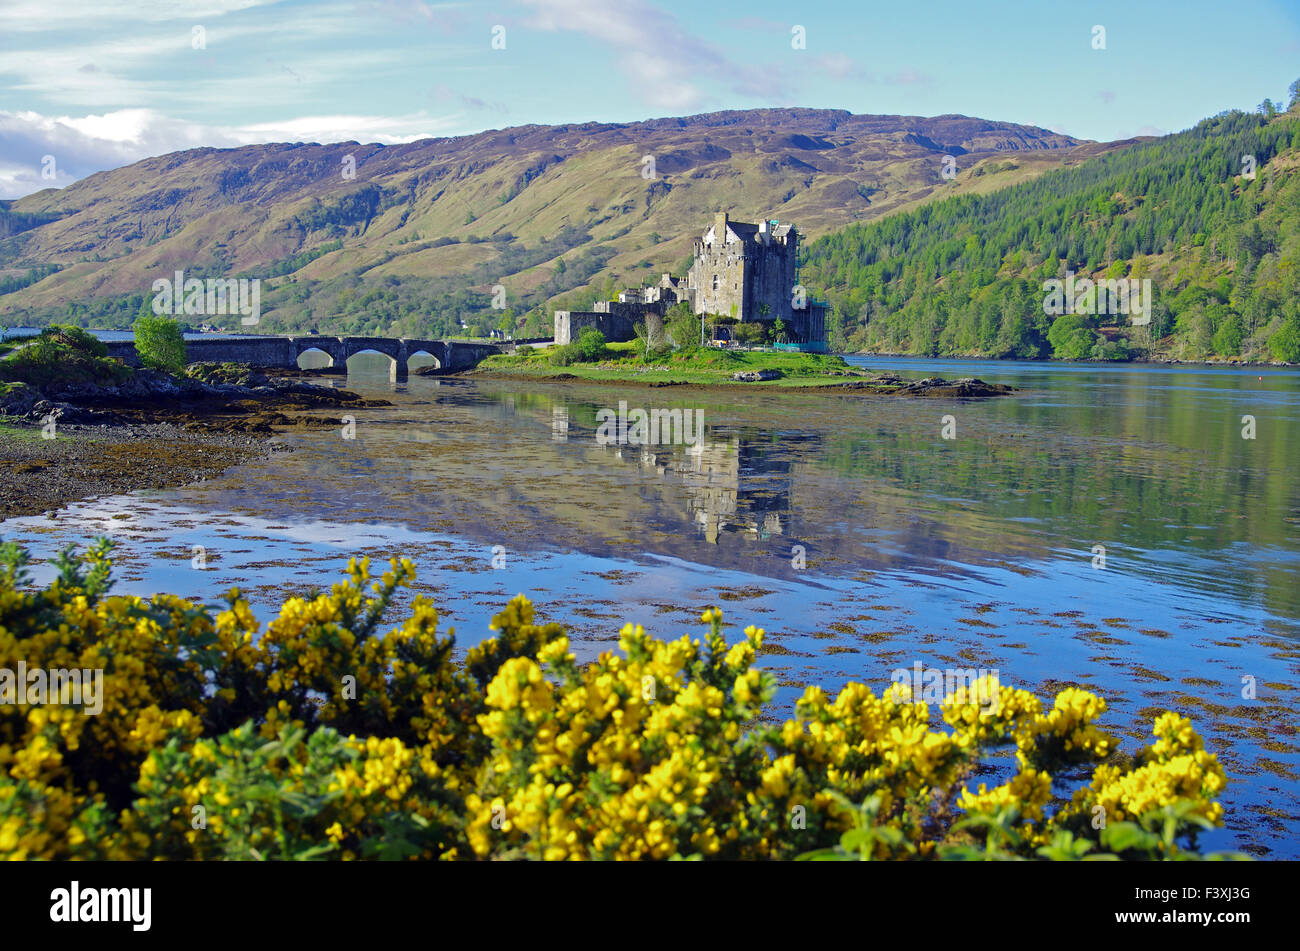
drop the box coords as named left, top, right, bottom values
left=106, top=335, right=508, bottom=381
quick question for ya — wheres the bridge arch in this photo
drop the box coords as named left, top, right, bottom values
left=279, top=335, right=505, bottom=379
left=296, top=346, right=336, bottom=370
left=291, top=336, right=346, bottom=371
left=406, top=348, right=441, bottom=373
left=345, top=347, right=406, bottom=382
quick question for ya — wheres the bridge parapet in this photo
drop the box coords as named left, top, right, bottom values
left=107, top=336, right=298, bottom=368
left=103, top=334, right=506, bottom=379
left=442, top=340, right=506, bottom=371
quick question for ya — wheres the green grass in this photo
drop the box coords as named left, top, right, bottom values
left=477, top=342, right=871, bottom=387
left=0, top=420, right=57, bottom=443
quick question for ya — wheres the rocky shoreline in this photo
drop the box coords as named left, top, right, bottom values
left=0, top=422, right=283, bottom=520
left=0, top=365, right=389, bottom=519
left=0, top=365, right=387, bottom=432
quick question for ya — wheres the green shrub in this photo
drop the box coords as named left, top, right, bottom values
left=1047, top=314, right=1098, bottom=360
left=1089, top=337, right=1131, bottom=361
left=573, top=328, right=607, bottom=361
left=0, top=325, right=129, bottom=386
left=133, top=314, right=186, bottom=372
left=0, top=541, right=1241, bottom=861
left=45, top=325, right=108, bottom=357
left=667, top=311, right=701, bottom=350
left=548, top=330, right=607, bottom=366
left=1211, top=314, right=1244, bottom=358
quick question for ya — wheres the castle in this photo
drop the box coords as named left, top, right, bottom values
left=554, top=213, right=827, bottom=349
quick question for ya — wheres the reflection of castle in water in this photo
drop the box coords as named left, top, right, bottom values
left=645, top=436, right=765, bottom=544
left=552, top=405, right=814, bottom=543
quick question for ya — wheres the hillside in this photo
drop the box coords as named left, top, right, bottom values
left=801, top=107, right=1300, bottom=363
left=0, top=109, right=1114, bottom=338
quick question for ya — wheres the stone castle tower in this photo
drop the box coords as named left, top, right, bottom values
left=555, top=212, right=825, bottom=349
left=687, top=212, right=799, bottom=322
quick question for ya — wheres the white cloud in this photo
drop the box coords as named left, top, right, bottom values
left=225, top=112, right=456, bottom=144
left=884, top=68, right=933, bottom=87
left=0, top=10, right=396, bottom=108
left=0, top=0, right=789, bottom=197
left=807, top=53, right=934, bottom=89
left=815, top=54, right=865, bottom=82
left=518, top=0, right=782, bottom=111
left=0, top=1, right=283, bottom=31
left=352, top=0, right=469, bottom=31
left=0, top=0, right=481, bottom=198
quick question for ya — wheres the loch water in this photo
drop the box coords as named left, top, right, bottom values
left=3, top=354, right=1297, bottom=856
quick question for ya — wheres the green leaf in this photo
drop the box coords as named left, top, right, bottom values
left=840, top=828, right=870, bottom=852
left=795, top=848, right=852, bottom=861
left=1103, top=822, right=1153, bottom=853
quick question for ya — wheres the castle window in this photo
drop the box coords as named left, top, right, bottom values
left=712, top=274, right=719, bottom=291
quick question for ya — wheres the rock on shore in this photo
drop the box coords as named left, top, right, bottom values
left=0, top=366, right=388, bottom=432
left=839, top=374, right=1016, bottom=397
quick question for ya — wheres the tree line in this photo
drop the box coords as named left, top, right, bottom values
left=801, top=95, right=1300, bottom=362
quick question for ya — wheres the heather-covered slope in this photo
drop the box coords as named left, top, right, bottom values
left=0, top=109, right=1107, bottom=337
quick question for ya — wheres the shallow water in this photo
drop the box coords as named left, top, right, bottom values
left=4, top=354, right=1298, bottom=856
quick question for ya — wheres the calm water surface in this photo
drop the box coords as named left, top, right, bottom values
left=3, top=354, right=1297, bottom=856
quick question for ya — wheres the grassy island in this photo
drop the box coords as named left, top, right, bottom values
left=474, top=337, right=873, bottom=388
left=471, top=335, right=1015, bottom=397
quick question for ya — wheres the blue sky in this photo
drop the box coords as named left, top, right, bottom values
left=1, top=0, right=1298, bottom=197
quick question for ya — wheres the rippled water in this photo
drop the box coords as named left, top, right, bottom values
left=4, top=354, right=1297, bottom=856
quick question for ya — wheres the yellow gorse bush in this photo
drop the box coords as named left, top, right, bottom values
left=0, top=540, right=1233, bottom=860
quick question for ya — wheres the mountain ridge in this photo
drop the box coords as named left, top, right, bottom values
left=0, top=107, right=1119, bottom=337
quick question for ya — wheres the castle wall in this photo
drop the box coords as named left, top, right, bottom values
left=750, top=232, right=797, bottom=322
left=690, top=239, right=749, bottom=319
left=595, top=300, right=667, bottom=321
left=553, top=310, right=639, bottom=345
